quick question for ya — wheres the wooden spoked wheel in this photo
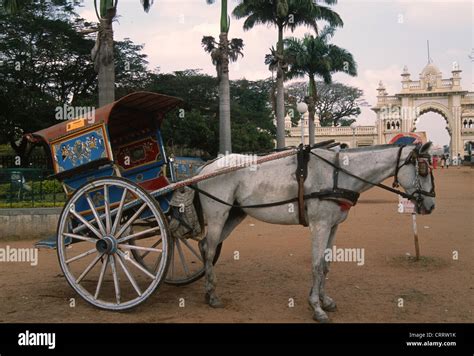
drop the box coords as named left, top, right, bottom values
left=56, top=177, right=171, bottom=311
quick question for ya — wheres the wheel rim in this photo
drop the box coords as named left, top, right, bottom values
left=57, top=178, right=170, bottom=310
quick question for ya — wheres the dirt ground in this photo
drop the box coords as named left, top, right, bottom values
left=0, top=167, right=472, bottom=323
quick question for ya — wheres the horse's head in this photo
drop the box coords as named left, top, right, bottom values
left=397, top=142, right=436, bottom=215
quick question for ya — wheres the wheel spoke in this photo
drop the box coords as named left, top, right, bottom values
left=85, top=194, right=106, bottom=236
left=117, top=226, right=160, bottom=244
left=138, top=238, right=162, bottom=260
left=63, top=233, right=97, bottom=244
left=170, top=239, right=175, bottom=279
left=76, top=252, right=103, bottom=283
left=111, top=188, right=128, bottom=235
left=104, top=184, right=111, bottom=234
left=94, top=256, right=109, bottom=299
left=65, top=248, right=97, bottom=264
left=116, top=203, right=147, bottom=239
left=70, top=209, right=102, bottom=239
left=109, top=255, right=121, bottom=304
left=117, top=253, right=142, bottom=297
left=116, top=250, right=156, bottom=280
left=118, top=244, right=162, bottom=253
left=181, top=238, right=203, bottom=262
left=175, top=238, right=190, bottom=277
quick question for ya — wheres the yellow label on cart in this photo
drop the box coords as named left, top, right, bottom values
left=66, top=118, right=87, bottom=132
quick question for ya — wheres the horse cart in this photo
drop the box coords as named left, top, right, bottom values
left=23, top=90, right=437, bottom=319
left=24, top=91, right=228, bottom=310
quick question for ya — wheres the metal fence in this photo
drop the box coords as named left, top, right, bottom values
left=0, top=168, right=66, bottom=208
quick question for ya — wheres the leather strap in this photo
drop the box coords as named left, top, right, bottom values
left=333, top=152, right=340, bottom=190
left=295, top=144, right=311, bottom=227
left=392, top=145, right=406, bottom=188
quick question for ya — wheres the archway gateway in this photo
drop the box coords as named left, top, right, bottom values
left=284, top=61, right=473, bottom=153
left=372, top=62, right=474, bottom=157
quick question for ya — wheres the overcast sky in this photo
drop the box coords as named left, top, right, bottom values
left=79, top=0, right=473, bottom=147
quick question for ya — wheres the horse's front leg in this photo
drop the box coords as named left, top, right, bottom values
left=308, top=222, right=332, bottom=322
left=319, top=225, right=338, bottom=312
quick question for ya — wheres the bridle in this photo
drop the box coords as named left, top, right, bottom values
left=309, top=144, right=436, bottom=212
left=392, top=145, right=436, bottom=210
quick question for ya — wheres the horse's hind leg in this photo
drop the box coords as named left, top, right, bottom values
left=319, top=225, right=338, bottom=312
left=308, top=222, right=332, bottom=323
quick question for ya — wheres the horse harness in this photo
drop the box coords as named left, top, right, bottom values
left=190, top=144, right=435, bottom=227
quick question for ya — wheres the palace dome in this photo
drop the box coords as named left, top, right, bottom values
left=420, top=62, right=441, bottom=77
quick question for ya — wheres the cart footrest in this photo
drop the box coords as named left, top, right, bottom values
left=35, top=235, right=72, bottom=249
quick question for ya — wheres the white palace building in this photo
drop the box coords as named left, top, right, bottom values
left=285, top=62, right=474, bottom=156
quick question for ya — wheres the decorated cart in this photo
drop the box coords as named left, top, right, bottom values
left=24, top=92, right=224, bottom=310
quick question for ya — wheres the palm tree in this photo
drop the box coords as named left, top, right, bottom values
left=92, top=1, right=154, bottom=106
left=233, top=0, right=343, bottom=149
left=202, top=1, right=244, bottom=154
left=285, top=27, right=357, bottom=145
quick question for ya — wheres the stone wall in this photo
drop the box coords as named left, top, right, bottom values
left=0, top=208, right=61, bottom=240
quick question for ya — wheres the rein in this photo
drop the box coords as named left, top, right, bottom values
left=309, top=148, right=413, bottom=200
left=190, top=144, right=435, bottom=216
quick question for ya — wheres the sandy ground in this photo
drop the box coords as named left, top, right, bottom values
left=0, top=167, right=472, bottom=323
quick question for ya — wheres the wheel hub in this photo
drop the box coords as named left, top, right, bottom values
left=96, top=236, right=117, bottom=254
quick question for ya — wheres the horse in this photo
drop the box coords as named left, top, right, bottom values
left=195, top=142, right=436, bottom=322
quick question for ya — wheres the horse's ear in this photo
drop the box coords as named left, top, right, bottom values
left=419, top=141, right=433, bottom=154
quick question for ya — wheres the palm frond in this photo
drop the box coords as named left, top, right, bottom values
left=229, top=38, right=245, bottom=62
left=201, top=36, right=217, bottom=53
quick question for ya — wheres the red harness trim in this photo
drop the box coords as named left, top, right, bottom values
left=338, top=201, right=353, bottom=211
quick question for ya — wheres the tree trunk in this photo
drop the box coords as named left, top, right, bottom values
left=218, top=32, right=232, bottom=154
left=92, top=11, right=115, bottom=107
left=275, top=25, right=286, bottom=149
left=307, top=75, right=317, bottom=145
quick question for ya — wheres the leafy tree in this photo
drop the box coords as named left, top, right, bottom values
left=286, top=81, right=363, bottom=127
left=0, top=2, right=152, bottom=159
left=148, top=70, right=275, bottom=156
left=0, top=1, right=96, bottom=153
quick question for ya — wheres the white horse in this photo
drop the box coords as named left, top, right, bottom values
left=196, top=143, right=435, bottom=322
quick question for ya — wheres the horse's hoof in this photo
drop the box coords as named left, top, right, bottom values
left=320, top=295, right=337, bottom=312
left=321, top=298, right=337, bottom=312
left=205, top=293, right=224, bottom=308
left=313, top=312, right=330, bottom=323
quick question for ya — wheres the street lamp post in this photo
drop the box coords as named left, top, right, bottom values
left=297, top=102, right=308, bottom=145
left=350, top=122, right=358, bottom=148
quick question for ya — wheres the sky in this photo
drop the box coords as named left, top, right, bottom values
left=78, top=0, right=473, bottom=147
